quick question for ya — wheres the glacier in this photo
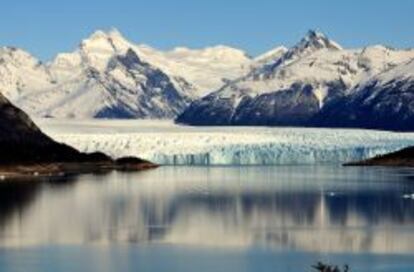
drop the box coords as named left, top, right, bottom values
left=37, top=119, right=414, bottom=166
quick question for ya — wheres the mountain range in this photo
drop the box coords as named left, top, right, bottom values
left=0, top=29, right=252, bottom=118
left=1, top=29, right=414, bottom=131
left=177, top=30, right=414, bottom=130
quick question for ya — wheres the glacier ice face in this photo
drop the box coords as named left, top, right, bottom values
left=37, top=119, right=414, bottom=166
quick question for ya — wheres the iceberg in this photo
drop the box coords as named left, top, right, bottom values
left=37, top=119, right=414, bottom=166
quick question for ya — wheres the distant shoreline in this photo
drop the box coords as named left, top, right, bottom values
left=344, top=146, right=414, bottom=167
left=0, top=160, right=158, bottom=181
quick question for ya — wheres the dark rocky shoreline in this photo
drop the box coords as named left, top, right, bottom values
left=0, top=92, right=157, bottom=180
left=0, top=160, right=158, bottom=181
left=344, top=146, right=414, bottom=167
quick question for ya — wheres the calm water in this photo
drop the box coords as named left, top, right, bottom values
left=0, top=166, right=414, bottom=271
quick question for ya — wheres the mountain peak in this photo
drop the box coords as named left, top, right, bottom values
left=262, top=30, right=342, bottom=72
left=78, top=29, right=133, bottom=70
left=299, top=29, right=342, bottom=51
left=107, top=27, right=124, bottom=38
left=81, top=28, right=131, bottom=50
left=306, top=29, right=325, bottom=39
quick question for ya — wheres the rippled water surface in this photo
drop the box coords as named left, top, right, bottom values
left=0, top=166, right=414, bottom=271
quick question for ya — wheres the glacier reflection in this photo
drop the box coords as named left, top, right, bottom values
left=0, top=166, right=413, bottom=253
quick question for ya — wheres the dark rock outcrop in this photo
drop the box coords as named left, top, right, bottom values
left=0, top=93, right=112, bottom=165
left=231, top=84, right=320, bottom=126
left=345, top=146, right=414, bottom=166
left=175, top=91, right=236, bottom=126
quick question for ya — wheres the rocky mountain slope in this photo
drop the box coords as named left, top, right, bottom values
left=0, top=92, right=109, bottom=164
left=312, top=59, right=414, bottom=131
left=176, top=31, right=414, bottom=127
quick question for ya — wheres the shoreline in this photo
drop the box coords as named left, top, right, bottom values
left=0, top=161, right=159, bottom=181
left=344, top=146, right=414, bottom=167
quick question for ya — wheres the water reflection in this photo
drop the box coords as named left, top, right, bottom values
left=0, top=166, right=413, bottom=254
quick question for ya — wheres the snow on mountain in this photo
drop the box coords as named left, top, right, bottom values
left=253, top=46, right=287, bottom=67
left=22, top=51, right=192, bottom=118
left=177, top=30, right=414, bottom=126
left=9, top=29, right=198, bottom=118
left=49, top=29, right=132, bottom=81
left=0, top=47, right=53, bottom=100
left=135, top=44, right=252, bottom=96
left=263, top=30, right=343, bottom=72
left=0, top=29, right=256, bottom=118
left=53, top=28, right=252, bottom=97
left=313, top=59, right=414, bottom=131
left=361, top=54, right=414, bottom=83
left=3, top=28, right=414, bottom=125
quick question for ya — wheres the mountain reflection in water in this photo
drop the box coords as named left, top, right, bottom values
left=0, top=166, right=413, bottom=253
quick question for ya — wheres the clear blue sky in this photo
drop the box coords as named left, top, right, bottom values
left=2, top=0, right=414, bottom=60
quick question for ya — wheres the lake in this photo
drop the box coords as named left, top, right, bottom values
left=0, top=166, right=414, bottom=272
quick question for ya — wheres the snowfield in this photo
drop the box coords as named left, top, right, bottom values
left=36, top=119, right=414, bottom=166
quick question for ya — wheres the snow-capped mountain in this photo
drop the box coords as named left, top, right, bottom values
left=13, top=30, right=197, bottom=118
left=312, top=59, right=414, bottom=131
left=177, top=30, right=414, bottom=126
left=1, top=29, right=252, bottom=119
left=0, top=47, right=53, bottom=100
left=3, top=28, right=414, bottom=126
